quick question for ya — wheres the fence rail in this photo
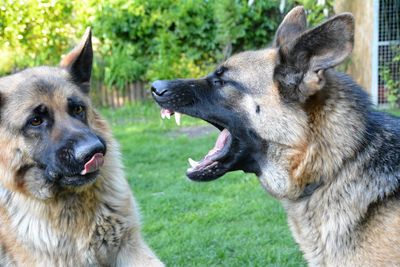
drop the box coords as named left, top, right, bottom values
left=91, top=81, right=149, bottom=107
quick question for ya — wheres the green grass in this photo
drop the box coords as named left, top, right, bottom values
left=387, top=108, right=400, bottom=117
left=100, top=102, right=305, bottom=266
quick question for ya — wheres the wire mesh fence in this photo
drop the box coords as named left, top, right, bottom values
left=377, top=0, right=400, bottom=104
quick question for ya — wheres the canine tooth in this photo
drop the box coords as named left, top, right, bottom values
left=161, top=109, right=166, bottom=119
left=166, top=113, right=171, bottom=119
left=175, top=112, right=181, bottom=126
left=188, top=158, right=199, bottom=168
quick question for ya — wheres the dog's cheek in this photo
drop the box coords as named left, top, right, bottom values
left=0, top=135, right=23, bottom=187
left=21, top=167, right=55, bottom=200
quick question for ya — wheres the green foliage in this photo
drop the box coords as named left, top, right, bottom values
left=0, top=0, right=75, bottom=71
left=0, top=0, right=282, bottom=92
left=214, top=0, right=280, bottom=60
left=293, top=0, right=334, bottom=26
left=380, top=46, right=400, bottom=108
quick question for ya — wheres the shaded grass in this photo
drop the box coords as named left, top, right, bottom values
left=100, top=102, right=306, bottom=266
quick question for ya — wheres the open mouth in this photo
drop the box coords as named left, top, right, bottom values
left=160, top=108, right=233, bottom=181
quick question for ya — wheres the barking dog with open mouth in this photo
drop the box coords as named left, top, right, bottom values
left=0, top=29, right=163, bottom=267
left=152, top=6, right=400, bottom=266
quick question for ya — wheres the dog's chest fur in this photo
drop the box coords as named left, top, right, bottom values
left=283, top=142, right=400, bottom=266
left=0, top=185, right=133, bottom=267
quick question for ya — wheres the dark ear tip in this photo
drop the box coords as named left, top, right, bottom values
left=81, top=27, right=92, bottom=47
left=331, top=13, right=355, bottom=30
left=337, top=13, right=355, bottom=23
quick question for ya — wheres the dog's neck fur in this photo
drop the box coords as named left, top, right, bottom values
left=293, top=70, right=369, bottom=186
left=279, top=70, right=400, bottom=265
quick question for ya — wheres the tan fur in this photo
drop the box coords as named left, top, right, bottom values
left=228, top=48, right=400, bottom=265
left=0, top=56, right=163, bottom=267
left=209, top=9, right=400, bottom=266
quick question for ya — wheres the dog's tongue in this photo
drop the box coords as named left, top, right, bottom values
left=205, top=129, right=230, bottom=158
left=81, top=153, right=104, bottom=175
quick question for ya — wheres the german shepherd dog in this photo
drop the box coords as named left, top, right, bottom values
left=152, top=6, right=400, bottom=266
left=0, top=29, right=163, bottom=267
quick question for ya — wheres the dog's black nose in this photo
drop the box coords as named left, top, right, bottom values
left=151, top=80, right=169, bottom=96
left=74, top=135, right=106, bottom=163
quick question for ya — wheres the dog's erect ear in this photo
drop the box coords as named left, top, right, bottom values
left=60, top=27, right=93, bottom=92
left=274, top=6, right=307, bottom=47
left=286, top=13, right=354, bottom=71
left=275, top=14, right=354, bottom=100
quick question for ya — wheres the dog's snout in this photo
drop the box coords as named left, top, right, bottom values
left=151, top=80, right=169, bottom=96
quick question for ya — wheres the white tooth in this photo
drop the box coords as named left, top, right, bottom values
left=188, top=158, right=199, bottom=168
left=175, top=112, right=181, bottom=126
left=166, top=113, right=171, bottom=119
left=161, top=109, right=166, bottom=119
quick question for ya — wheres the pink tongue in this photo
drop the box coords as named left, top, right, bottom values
left=205, top=129, right=230, bottom=158
left=161, top=108, right=174, bottom=118
left=81, top=153, right=104, bottom=175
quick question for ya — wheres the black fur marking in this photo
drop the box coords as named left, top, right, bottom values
left=256, top=105, right=260, bottom=113
left=273, top=62, right=304, bottom=102
left=67, top=97, right=87, bottom=123
left=69, top=38, right=93, bottom=86
left=227, top=80, right=251, bottom=93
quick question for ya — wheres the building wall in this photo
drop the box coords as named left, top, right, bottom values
left=334, top=0, right=374, bottom=95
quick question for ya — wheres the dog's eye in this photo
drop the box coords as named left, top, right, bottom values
left=72, top=105, right=85, bottom=115
left=215, top=67, right=225, bottom=76
left=213, top=79, right=225, bottom=86
left=30, top=117, right=43, bottom=127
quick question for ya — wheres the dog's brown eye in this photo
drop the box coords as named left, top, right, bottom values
left=73, top=105, right=84, bottom=115
left=30, top=117, right=43, bottom=126
left=213, top=78, right=225, bottom=86
left=215, top=67, right=225, bottom=76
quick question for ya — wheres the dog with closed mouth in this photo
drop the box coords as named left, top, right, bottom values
left=0, top=28, right=163, bottom=267
left=152, top=6, right=400, bottom=266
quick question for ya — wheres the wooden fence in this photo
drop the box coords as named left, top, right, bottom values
left=91, top=81, right=149, bottom=107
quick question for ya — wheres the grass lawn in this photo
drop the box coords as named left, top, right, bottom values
left=100, top=102, right=305, bottom=266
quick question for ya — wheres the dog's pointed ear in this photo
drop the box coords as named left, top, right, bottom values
left=60, top=27, right=93, bottom=92
left=275, top=14, right=354, bottom=100
left=274, top=6, right=307, bottom=47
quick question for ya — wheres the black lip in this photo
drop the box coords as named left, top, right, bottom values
left=44, top=164, right=100, bottom=187
left=186, top=162, right=227, bottom=181
left=58, top=171, right=99, bottom=186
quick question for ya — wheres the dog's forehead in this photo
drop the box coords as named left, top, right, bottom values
left=224, top=49, right=277, bottom=94
left=3, top=67, right=86, bottom=110
left=225, top=48, right=277, bottom=68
